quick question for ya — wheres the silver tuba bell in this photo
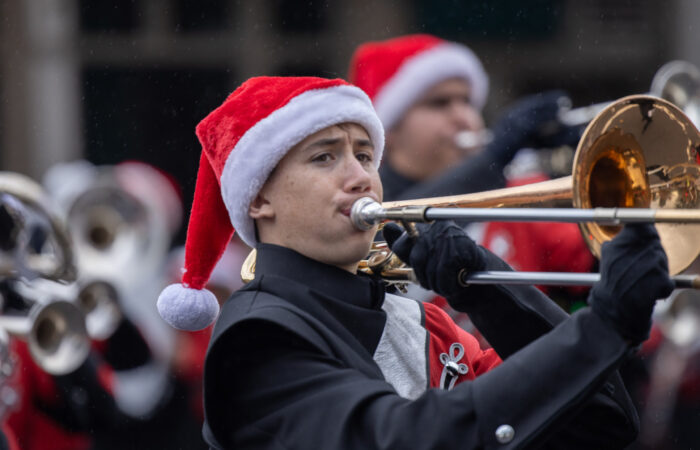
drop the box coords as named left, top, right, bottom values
left=43, top=161, right=180, bottom=354
left=0, top=172, right=89, bottom=375
left=0, top=172, right=76, bottom=283
left=0, top=299, right=89, bottom=376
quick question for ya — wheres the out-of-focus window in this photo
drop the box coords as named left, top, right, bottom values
left=79, top=0, right=139, bottom=32
left=273, top=0, right=328, bottom=33
left=174, top=0, right=230, bottom=32
left=81, top=67, right=231, bottom=243
left=412, top=0, right=563, bottom=41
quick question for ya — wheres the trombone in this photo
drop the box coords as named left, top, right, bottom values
left=240, top=95, right=700, bottom=288
left=352, top=94, right=700, bottom=289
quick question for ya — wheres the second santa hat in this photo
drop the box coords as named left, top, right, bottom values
left=349, top=34, right=489, bottom=130
left=157, top=76, right=384, bottom=331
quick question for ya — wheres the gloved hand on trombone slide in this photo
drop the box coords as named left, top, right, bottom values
left=587, top=223, right=675, bottom=345
left=383, top=220, right=487, bottom=299
left=384, top=220, right=675, bottom=346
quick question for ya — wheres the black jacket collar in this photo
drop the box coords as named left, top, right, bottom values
left=251, top=243, right=387, bottom=354
left=254, top=243, right=385, bottom=310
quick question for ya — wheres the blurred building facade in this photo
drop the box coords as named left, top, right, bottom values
left=1, top=0, right=699, bottom=241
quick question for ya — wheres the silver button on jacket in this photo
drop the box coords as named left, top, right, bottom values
left=495, top=424, right=515, bottom=444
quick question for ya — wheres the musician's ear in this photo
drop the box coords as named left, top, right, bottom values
left=249, top=192, right=274, bottom=220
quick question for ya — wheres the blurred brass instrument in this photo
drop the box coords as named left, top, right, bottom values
left=67, top=170, right=150, bottom=279
left=57, top=163, right=179, bottom=342
left=0, top=172, right=89, bottom=375
left=77, top=280, right=121, bottom=341
left=559, top=60, right=700, bottom=127
left=62, top=169, right=156, bottom=340
left=0, top=300, right=89, bottom=376
left=0, top=172, right=76, bottom=283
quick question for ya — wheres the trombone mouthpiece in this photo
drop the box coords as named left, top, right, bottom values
left=350, top=197, right=384, bottom=231
left=455, top=129, right=493, bottom=150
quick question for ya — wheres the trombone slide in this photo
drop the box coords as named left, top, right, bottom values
left=351, top=197, right=700, bottom=229
left=376, top=267, right=699, bottom=289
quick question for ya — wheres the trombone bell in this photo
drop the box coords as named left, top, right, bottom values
left=573, top=95, right=700, bottom=274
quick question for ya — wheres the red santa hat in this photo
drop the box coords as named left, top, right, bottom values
left=157, top=76, right=384, bottom=330
left=349, top=34, right=489, bottom=130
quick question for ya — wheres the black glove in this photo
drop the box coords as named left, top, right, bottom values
left=488, top=90, right=582, bottom=160
left=587, top=224, right=674, bottom=344
left=383, top=221, right=487, bottom=298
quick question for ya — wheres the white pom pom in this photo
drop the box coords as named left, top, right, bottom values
left=157, top=283, right=220, bottom=331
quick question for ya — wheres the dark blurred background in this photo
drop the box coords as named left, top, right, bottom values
left=1, top=0, right=697, bottom=243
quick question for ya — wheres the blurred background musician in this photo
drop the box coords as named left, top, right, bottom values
left=41, top=159, right=217, bottom=449
left=348, top=33, right=582, bottom=203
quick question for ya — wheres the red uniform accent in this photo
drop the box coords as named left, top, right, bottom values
left=640, top=325, right=664, bottom=356
left=5, top=341, right=91, bottom=450
left=423, top=302, right=501, bottom=388
left=173, top=326, right=213, bottom=422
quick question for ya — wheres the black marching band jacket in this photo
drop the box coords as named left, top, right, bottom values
left=203, top=244, right=638, bottom=449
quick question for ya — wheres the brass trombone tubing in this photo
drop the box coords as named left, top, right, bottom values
left=381, top=176, right=574, bottom=210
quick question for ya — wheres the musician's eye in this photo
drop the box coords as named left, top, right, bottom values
left=356, top=152, right=373, bottom=163
left=422, top=95, right=473, bottom=110
left=312, top=153, right=331, bottom=163
left=424, top=96, right=451, bottom=109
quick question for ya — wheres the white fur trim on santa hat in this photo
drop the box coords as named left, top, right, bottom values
left=373, top=42, right=489, bottom=130
left=220, top=84, right=384, bottom=247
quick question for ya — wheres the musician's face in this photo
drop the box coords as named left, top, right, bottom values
left=249, top=123, right=382, bottom=273
left=386, top=77, right=484, bottom=181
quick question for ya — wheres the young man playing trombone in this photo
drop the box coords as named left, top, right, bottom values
left=157, top=76, right=673, bottom=449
